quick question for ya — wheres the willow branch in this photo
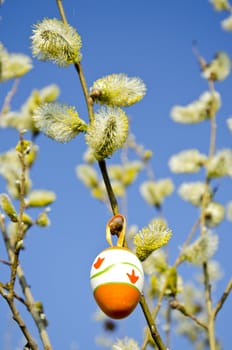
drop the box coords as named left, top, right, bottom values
left=0, top=78, right=19, bottom=116
left=170, top=299, right=208, bottom=330
left=213, top=278, right=232, bottom=320
left=198, top=76, right=218, bottom=350
left=74, top=62, right=95, bottom=124
left=0, top=281, right=27, bottom=305
left=0, top=285, right=39, bottom=350
left=203, top=261, right=217, bottom=350
left=8, top=133, right=27, bottom=299
left=140, top=293, right=167, bottom=350
left=0, top=215, right=53, bottom=350
left=98, top=160, right=119, bottom=215
left=0, top=258, right=11, bottom=266
left=208, top=80, right=217, bottom=159
left=56, top=0, right=94, bottom=125
left=56, top=0, right=68, bottom=24
left=142, top=216, right=201, bottom=349
left=174, top=216, right=201, bottom=267
left=165, top=304, right=171, bottom=349
left=200, top=179, right=215, bottom=348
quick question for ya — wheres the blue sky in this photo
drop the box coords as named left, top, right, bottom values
left=0, top=1, right=232, bottom=349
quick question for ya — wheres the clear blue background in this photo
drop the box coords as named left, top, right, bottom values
left=0, top=1, right=232, bottom=349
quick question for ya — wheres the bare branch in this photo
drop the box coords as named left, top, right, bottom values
left=213, top=278, right=232, bottom=320
left=170, top=299, right=208, bottom=331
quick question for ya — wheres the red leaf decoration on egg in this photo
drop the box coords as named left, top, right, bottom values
left=94, top=256, right=105, bottom=269
left=126, top=269, right=139, bottom=284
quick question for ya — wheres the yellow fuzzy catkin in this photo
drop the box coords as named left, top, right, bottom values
left=134, top=223, right=172, bottom=261
left=85, top=107, right=129, bottom=160
left=33, top=102, right=87, bottom=143
left=31, top=18, right=82, bottom=66
left=90, top=74, right=146, bottom=107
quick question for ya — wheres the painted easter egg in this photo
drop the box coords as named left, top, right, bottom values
left=90, top=246, right=144, bottom=319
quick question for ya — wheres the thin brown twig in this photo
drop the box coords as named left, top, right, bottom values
left=8, top=133, right=27, bottom=299
left=98, top=160, right=119, bottom=215
left=0, top=282, right=27, bottom=305
left=208, top=80, right=217, bottom=159
left=0, top=213, right=53, bottom=349
left=165, top=304, right=172, bottom=349
left=174, top=216, right=201, bottom=267
left=74, top=62, right=95, bottom=124
left=203, top=262, right=216, bottom=350
left=0, top=285, right=39, bottom=350
left=0, top=79, right=19, bottom=116
left=140, top=293, right=167, bottom=350
left=142, top=217, right=201, bottom=349
left=56, top=0, right=68, bottom=24
left=139, top=262, right=170, bottom=349
left=192, top=52, right=219, bottom=349
left=170, top=299, right=208, bottom=330
left=141, top=215, right=201, bottom=349
left=213, top=278, right=232, bottom=320
left=200, top=76, right=219, bottom=350
left=56, top=0, right=94, bottom=125
left=0, top=258, right=12, bottom=266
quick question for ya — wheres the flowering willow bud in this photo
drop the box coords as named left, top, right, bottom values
left=76, top=164, right=99, bottom=188
left=143, top=149, right=153, bottom=161
left=33, top=301, right=48, bottom=327
left=178, top=181, right=212, bottom=207
left=181, top=233, right=219, bottom=265
left=205, top=202, right=225, bottom=227
left=171, top=91, right=221, bottom=123
left=142, top=249, right=168, bottom=275
left=85, top=107, right=129, bottom=160
left=206, top=149, right=232, bottom=178
left=0, top=194, right=18, bottom=222
left=221, top=15, right=232, bottom=31
left=22, top=213, right=33, bottom=226
left=209, top=0, right=230, bottom=11
left=0, top=43, right=32, bottom=82
left=134, top=223, right=172, bottom=261
left=39, top=84, right=60, bottom=103
left=36, top=212, right=50, bottom=227
left=24, top=145, right=38, bottom=168
left=169, top=149, right=207, bottom=173
left=202, top=51, right=231, bottom=81
left=90, top=74, right=146, bottom=107
left=109, top=161, right=143, bottom=186
left=112, top=338, right=140, bottom=350
left=31, top=18, right=82, bottom=66
left=25, top=190, right=56, bottom=207
left=33, top=102, right=87, bottom=143
left=140, top=179, right=174, bottom=207
left=15, top=140, right=31, bottom=155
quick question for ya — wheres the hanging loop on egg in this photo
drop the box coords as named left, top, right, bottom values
left=106, top=214, right=126, bottom=247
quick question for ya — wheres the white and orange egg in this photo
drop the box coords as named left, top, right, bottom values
left=90, top=246, right=144, bottom=319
